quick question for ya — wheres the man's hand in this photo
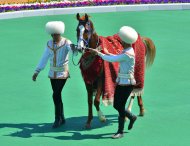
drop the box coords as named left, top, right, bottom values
left=87, top=48, right=99, bottom=55
left=32, top=73, right=38, bottom=81
left=95, top=46, right=102, bottom=52
left=103, top=47, right=110, bottom=54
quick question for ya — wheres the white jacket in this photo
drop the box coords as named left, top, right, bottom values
left=35, top=37, right=72, bottom=79
left=98, top=47, right=136, bottom=85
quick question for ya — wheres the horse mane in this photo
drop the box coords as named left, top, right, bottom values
left=80, top=15, right=91, bottom=21
left=89, top=20, right=95, bottom=32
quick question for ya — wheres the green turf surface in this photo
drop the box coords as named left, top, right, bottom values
left=0, top=10, right=190, bottom=146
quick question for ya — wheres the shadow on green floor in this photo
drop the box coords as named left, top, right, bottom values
left=0, top=114, right=122, bottom=140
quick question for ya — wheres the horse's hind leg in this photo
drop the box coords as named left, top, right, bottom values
left=94, top=77, right=106, bottom=122
left=85, top=84, right=94, bottom=129
left=137, top=96, right=145, bottom=116
left=125, top=96, right=135, bottom=121
left=127, top=96, right=135, bottom=112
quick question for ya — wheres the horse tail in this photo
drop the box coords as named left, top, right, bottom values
left=142, top=37, right=156, bottom=68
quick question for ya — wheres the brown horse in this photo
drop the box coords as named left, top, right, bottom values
left=76, top=13, right=156, bottom=128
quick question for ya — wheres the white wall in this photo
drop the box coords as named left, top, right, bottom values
left=0, top=3, right=190, bottom=20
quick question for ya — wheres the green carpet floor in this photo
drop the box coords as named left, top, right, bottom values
left=0, top=10, right=190, bottom=146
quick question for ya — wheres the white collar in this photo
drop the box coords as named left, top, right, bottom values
left=52, top=37, right=65, bottom=45
left=123, top=47, right=132, bottom=52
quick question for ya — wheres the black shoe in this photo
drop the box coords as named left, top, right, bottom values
left=52, top=118, right=65, bottom=129
left=112, top=132, right=124, bottom=139
left=128, top=115, right=137, bottom=130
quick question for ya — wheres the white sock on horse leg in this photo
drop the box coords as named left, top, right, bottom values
left=127, top=97, right=134, bottom=112
left=125, top=97, right=134, bottom=121
left=97, top=110, right=106, bottom=122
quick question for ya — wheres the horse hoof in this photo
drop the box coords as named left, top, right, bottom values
left=97, top=110, right=106, bottom=122
left=84, top=123, right=91, bottom=129
left=99, top=116, right=106, bottom=122
left=139, top=113, right=144, bottom=116
left=139, top=110, right=145, bottom=116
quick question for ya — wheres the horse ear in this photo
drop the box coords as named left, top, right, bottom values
left=76, top=13, right=80, bottom=20
left=85, top=13, right=89, bottom=22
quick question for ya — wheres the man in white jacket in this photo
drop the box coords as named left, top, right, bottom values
left=32, top=21, right=72, bottom=128
left=89, top=26, right=138, bottom=139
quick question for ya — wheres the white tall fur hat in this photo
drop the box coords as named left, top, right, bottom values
left=118, top=26, right=138, bottom=44
left=45, top=21, right=65, bottom=34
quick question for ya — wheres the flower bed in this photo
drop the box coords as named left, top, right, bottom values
left=0, top=0, right=190, bottom=13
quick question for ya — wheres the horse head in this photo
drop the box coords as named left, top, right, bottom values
left=76, top=13, right=99, bottom=50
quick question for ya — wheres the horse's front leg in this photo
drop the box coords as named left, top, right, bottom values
left=85, top=83, right=93, bottom=129
left=94, top=77, right=106, bottom=122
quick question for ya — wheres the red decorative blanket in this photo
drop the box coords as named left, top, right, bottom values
left=132, top=35, right=146, bottom=96
left=79, top=34, right=145, bottom=105
left=100, top=35, right=123, bottom=105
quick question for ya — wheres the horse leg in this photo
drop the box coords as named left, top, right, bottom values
left=127, top=96, right=135, bottom=112
left=85, top=84, right=94, bottom=129
left=94, top=77, right=106, bottom=122
left=137, top=96, right=145, bottom=116
left=125, top=96, right=135, bottom=121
